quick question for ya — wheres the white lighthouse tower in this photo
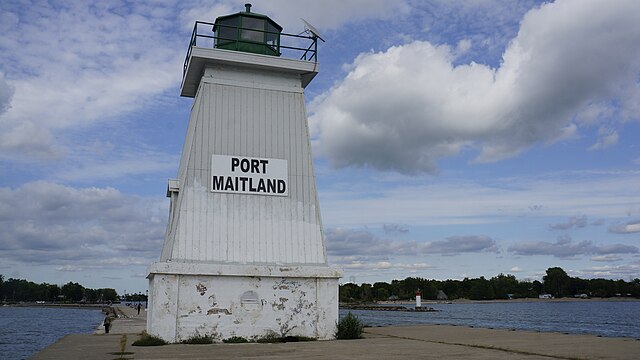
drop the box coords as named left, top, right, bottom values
left=146, top=4, right=341, bottom=342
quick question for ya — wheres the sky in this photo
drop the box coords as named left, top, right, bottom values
left=1, top=0, right=639, bottom=295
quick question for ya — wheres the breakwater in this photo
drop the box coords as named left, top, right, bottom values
left=341, top=304, right=437, bottom=312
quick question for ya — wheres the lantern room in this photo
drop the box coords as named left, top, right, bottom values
left=213, top=3, right=282, bottom=56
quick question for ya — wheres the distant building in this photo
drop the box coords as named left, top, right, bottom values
left=539, top=294, right=553, bottom=299
left=436, top=290, right=448, bottom=301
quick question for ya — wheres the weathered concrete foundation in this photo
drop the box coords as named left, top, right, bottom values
left=148, top=263, right=340, bottom=342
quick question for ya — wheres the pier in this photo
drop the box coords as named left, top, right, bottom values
left=30, top=304, right=640, bottom=360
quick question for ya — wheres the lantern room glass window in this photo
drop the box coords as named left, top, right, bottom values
left=217, top=17, right=237, bottom=44
left=266, top=22, right=279, bottom=48
left=241, top=17, right=264, bottom=43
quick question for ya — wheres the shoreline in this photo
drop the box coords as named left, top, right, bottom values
left=3, top=302, right=109, bottom=309
left=359, top=296, right=640, bottom=305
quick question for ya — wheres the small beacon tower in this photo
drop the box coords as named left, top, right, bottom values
left=146, top=4, right=341, bottom=342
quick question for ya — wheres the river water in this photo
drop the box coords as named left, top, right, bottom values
left=0, top=306, right=103, bottom=360
left=340, top=300, right=640, bottom=339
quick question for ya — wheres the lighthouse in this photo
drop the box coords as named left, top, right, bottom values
left=146, top=4, right=341, bottom=342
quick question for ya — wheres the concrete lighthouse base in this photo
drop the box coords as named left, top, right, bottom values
left=146, top=262, right=341, bottom=342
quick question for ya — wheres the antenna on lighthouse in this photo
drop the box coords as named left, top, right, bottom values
left=301, top=18, right=325, bottom=42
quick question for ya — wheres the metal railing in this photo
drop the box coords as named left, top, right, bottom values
left=183, top=21, right=319, bottom=76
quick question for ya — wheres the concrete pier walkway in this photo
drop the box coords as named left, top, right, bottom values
left=30, top=306, right=640, bottom=359
left=93, top=304, right=147, bottom=335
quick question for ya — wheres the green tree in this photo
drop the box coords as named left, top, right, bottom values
left=441, top=280, right=461, bottom=299
left=61, top=282, right=84, bottom=302
left=99, top=288, right=119, bottom=302
left=469, top=277, right=495, bottom=300
left=45, top=284, right=61, bottom=301
left=543, top=267, right=570, bottom=297
left=372, top=282, right=393, bottom=301
left=339, top=283, right=360, bottom=302
left=490, top=274, right=518, bottom=299
left=360, top=283, right=373, bottom=302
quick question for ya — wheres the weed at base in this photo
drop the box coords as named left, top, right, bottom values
left=181, top=334, right=214, bottom=344
left=132, top=331, right=168, bottom=346
left=223, top=336, right=249, bottom=343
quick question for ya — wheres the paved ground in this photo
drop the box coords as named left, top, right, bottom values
left=30, top=306, right=640, bottom=360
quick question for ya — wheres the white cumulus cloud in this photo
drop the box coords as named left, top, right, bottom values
left=310, top=0, right=640, bottom=173
left=0, top=1, right=183, bottom=158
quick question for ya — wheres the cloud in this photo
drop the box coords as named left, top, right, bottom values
left=588, top=127, right=619, bottom=151
left=310, top=0, right=640, bottom=173
left=0, top=73, right=12, bottom=114
left=54, top=145, right=180, bottom=182
left=254, top=0, right=410, bottom=31
left=608, top=220, right=640, bottom=234
left=422, top=235, right=498, bottom=255
left=342, top=261, right=434, bottom=271
left=0, top=181, right=166, bottom=269
left=326, top=228, right=497, bottom=260
left=509, top=235, right=638, bottom=258
left=320, top=169, right=640, bottom=227
left=591, top=255, right=622, bottom=262
left=0, top=1, right=183, bottom=158
left=325, top=228, right=416, bottom=257
left=177, top=0, right=410, bottom=46
left=576, top=264, right=640, bottom=279
left=382, top=223, right=409, bottom=234
left=549, top=215, right=588, bottom=230
left=510, top=266, right=524, bottom=272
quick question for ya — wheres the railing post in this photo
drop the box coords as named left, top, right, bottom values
left=314, top=37, right=318, bottom=62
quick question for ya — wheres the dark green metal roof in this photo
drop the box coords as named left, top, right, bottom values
left=213, top=4, right=282, bottom=32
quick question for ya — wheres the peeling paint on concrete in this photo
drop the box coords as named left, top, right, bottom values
left=147, top=271, right=339, bottom=341
left=196, top=283, right=207, bottom=296
left=207, top=308, right=232, bottom=315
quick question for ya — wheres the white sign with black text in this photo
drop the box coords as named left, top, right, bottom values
left=211, top=154, right=288, bottom=196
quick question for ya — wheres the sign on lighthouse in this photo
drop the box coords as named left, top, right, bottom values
left=146, top=4, right=341, bottom=342
left=211, top=155, right=288, bottom=196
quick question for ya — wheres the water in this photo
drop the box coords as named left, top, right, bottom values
left=340, top=300, right=640, bottom=339
left=0, top=306, right=103, bottom=360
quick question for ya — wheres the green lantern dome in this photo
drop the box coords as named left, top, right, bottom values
left=213, top=3, right=282, bottom=56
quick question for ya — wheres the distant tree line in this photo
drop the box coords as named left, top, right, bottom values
left=339, top=267, right=640, bottom=303
left=0, top=274, right=119, bottom=303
